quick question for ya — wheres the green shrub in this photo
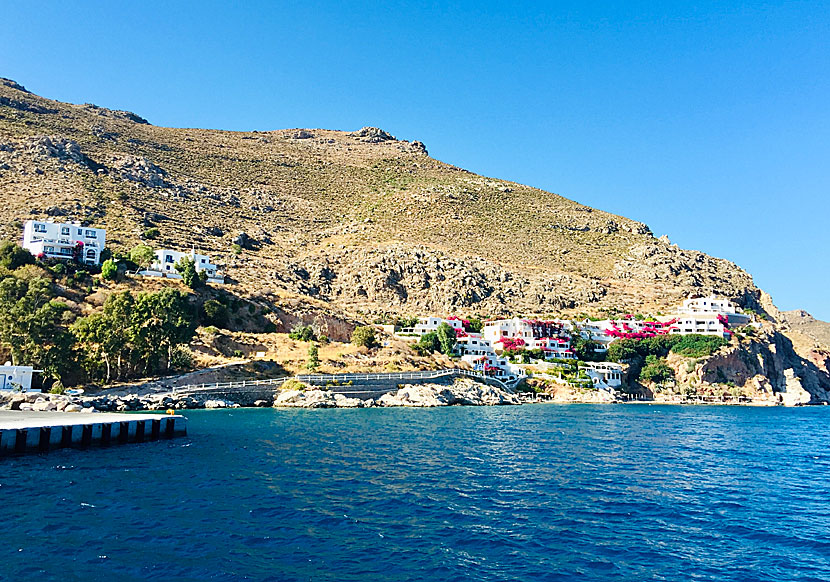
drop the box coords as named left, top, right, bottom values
left=0, top=241, right=35, bottom=270
left=414, top=331, right=439, bottom=355
left=670, top=335, right=728, bottom=358
left=307, top=344, right=320, bottom=371
left=202, top=299, right=229, bottom=327
left=130, top=244, right=155, bottom=271
left=143, top=227, right=160, bottom=240
left=170, top=346, right=194, bottom=370
left=351, top=325, right=377, bottom=348
left=174, top=256, right=202, bottom=289
left=281, top=378, right=306, bottom=391
left=232, top=349, right=244, bottom=358
left=289, top=324, right=316, bottom=342
left=100, top=258, right=118, bottom=281
left=467, top=318, right=483, bottom=333
left=640, top=355, right=674, bottom=384
left=436, top=322, right=456, bottom=355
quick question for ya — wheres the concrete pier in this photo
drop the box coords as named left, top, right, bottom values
left=0, top=411, right=187, bottom=457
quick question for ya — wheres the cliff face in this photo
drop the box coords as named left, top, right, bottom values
left=0, top=77, right=760, bottom=318
left=664, top=326, right=830, bottom=405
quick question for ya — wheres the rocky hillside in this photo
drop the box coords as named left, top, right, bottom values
left=3, top=77, right=829, bottom=402
left=0, top=77, right=757, bottom=319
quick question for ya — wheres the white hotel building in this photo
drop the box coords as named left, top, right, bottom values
left=147, top=249, right=223, bottom=283
left=22, top=220, right=106, bottom=266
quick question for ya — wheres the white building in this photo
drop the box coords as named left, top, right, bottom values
left=147, top=249, right=223, bottom=283
left=0, top=364, right=40, bottom=392
left=669, top=314, right=730, bottom=337
left=482, top=318, right=574, bottom=359
left=405, top=317, right=465, bottom=337
left=677, top=296, right=751, bottom=326
left=575, top=321, right=614, bottom=352
left=22, top=220, right=106, bottom=266
left=582, top=362, right=624, bottom=389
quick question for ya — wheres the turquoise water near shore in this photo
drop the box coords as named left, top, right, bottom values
left=2, top=405, right=830, bottom=581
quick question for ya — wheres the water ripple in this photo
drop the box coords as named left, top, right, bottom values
left=2, top=405, right=830, bottom=581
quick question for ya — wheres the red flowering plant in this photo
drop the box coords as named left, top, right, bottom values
left=72, top=241, right=84, bottom=263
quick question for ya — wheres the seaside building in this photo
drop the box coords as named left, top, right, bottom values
left=22, top=220, right=106, bottom=266
left=0, top=364, right=40, bottom=392
left=482, top=318, right=574, bottom=358
left=676, top=296, right=752, bottom=326
left=145, top=249, right=223, bottom=283
left=581, top=362, right=624, bottom=389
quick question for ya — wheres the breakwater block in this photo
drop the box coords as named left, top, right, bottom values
left=0, top=411, right=187, bottom=457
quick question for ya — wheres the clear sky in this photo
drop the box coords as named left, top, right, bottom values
left=2, top=1, right=827, bottom=319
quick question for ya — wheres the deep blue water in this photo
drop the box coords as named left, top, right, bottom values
left=2, top=405, right=830, bottom=582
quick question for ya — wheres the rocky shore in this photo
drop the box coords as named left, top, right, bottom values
left=0, top=378, right=521, bottom=412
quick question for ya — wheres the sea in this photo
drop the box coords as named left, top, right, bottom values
left=1, top=404, right=829, bottom=582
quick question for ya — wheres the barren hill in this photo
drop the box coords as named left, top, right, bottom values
left=0, top=77, right=757, bottom=319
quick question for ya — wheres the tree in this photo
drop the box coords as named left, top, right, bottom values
left=100, top=258, right=118, bottom=281
left=415, top=331, right=440, bottom=355
left=202, top=299, right=229, bottom=328
left=571, top=337, right=601, bottom=362
left=307, top=343, right=320, bottom=371
left=289, top=324, right=316, bottom=342
left=175, top=256, right=202, bottom=289
left=436, top=322, right=457, bottom=355
left=607, top=339, right=643, bottom=363
left=72, top=291, right=135, bottom=383
left=467, top=318, right=483, bottom=333
left=351, top=325, right=376, bottom=348
left=0, top=275, right=74, bottom=384
left=640, top=355, right=674, bottom=385
left=0, top=241, right=35, bottom=270
left=130, top=245, right=155, bottom=272
left=131, top=289, right=196, bottom=372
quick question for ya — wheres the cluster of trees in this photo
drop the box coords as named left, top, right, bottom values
left=0, top=243, right=204, bottom=387
left=607, top=334, right=728, bottom=385
left=607, top=334, right=727, bottom=363
left=72, top=289, right=197, bottom=383
left=0, top=271, right=74, bottom=386
left=414, top=322, right=456, bottom=356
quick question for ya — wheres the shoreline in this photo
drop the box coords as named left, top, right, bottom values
left=3, top=384, right=822, bottom=412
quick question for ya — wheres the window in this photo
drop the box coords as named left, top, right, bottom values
left=165, top=255, right=175, bottom=263
left=85, top=230, right=97, bottom=238
left=59, top=247, right=72, bottom=256
left=201, top=259, right=206, bottom=263
left=77, top=229, right=82, bottom=236
left=34, top=223, right=47, bottom=233
left=86, top=249, right=96, bottom=260
left=61, top=226, right=70, bottom=235
left=44, top=246, right=54, bottom=253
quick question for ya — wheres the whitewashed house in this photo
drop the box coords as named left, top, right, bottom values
left=146, top=249, right=223, bottom=283
left=0, top=364, right=40, bottom=392
left=22, top=220, right=106, bottom=266
left=582, top=362, right=624, bottom=389
left=574, top=321, right=614, bottom=352
left=406, top=317, right=464, bottom=337
left=669, top=314, right=731, bottom=337
left=677, top=296, right=751, bottom=326
left=483, top=318, right=574, bottom=359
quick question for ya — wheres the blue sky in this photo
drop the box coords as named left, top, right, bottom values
left=2, top=1, right=827, bottom=318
